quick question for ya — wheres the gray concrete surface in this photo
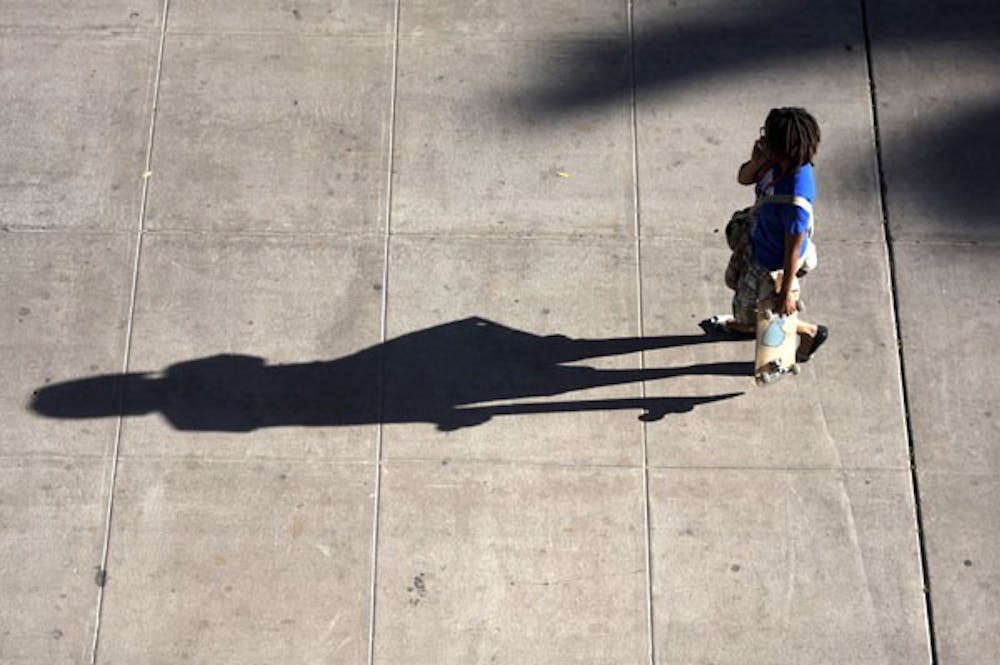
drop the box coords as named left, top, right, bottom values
left=2, top=1, right=996, bottom=664
left=867, top=2, right=1000, bottom=662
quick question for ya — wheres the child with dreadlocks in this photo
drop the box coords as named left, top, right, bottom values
left=705, top=107, right=828, bottom=361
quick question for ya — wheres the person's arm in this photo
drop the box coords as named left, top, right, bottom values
left=738, top=139, right=769, bottom=185
left=778, top=231, right=806, bottom=315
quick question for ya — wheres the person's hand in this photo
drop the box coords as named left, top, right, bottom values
left=777, top=289, right=798, bottom=317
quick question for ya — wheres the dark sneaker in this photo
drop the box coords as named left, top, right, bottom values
left=797, top=324, right=828, bottom=363
left=699, top=315, right=755, bottom=339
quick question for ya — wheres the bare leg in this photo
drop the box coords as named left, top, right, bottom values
left=730, top=319, right=815, bottom=340
left=796, top=318, right=825, bottom=358
left=797, top=319, right=817, bottom=353
left=726, top=316, right=818, bottom=343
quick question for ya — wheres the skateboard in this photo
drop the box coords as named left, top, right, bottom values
left=754, top=270, right=801, bottom=386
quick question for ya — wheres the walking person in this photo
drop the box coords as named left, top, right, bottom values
left=705, top=106, right=828, bottom=361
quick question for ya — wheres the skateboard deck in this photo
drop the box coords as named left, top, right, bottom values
left=754, top=271, right=800, bottom=386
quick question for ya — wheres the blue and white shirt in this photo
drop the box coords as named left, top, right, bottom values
left=751, top=163, right=815, bottom=271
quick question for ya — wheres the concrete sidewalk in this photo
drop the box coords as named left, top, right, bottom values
left=2, top=1, right=996, bottom=663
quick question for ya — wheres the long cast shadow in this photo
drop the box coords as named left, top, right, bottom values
left=30, top=317, right=747, bottom=432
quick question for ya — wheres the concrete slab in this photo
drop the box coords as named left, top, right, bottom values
left=167, top=0, right=394, bottom=35
left=391, top=34, right=634, bottom=236
left=382, top=235, right=653, bottom=466
left=0, top=34, right=156, bottom=231
left=633, top=0, right=861, bottom=41
left=398, top=0, right=626, bottom=37
left=869, top=40, right=1000, bottom=242
left=97, top=457, right=374, bottom=664
left=0, top=0, right=161, bottom=32
left=634, top=40, right=882, bottom=243
left=919, top=471, right=1000, bottom=665
left=866, top=0, right=1000, bottom=43
left=118, top=233, right=383, bottom=460
left=641, top=235, right=908, bottom=470
left=867, top=6, right=1000, bottom=661
left=2, top=232, right=134, bottom=457
left=893, top=241, right=1000, bottom=473
left=6, top=0, right=985, bottom=660
left=145, top=33, right=393, bottom=233
left=0, top=457, right=108, bottom=664
left=649, top=468, right=929, bottom=665
left=373, top=459, right=648, bottom=664
left=521, top=0, right=864, bottom=121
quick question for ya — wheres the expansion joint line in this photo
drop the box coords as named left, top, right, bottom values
left=369, top=1, right=402, bottom=663
left=91, top=1, right=172, bottom=663
left=626, top=2, right=656, bottom=664
left=859, top=2, right=938, bottom=663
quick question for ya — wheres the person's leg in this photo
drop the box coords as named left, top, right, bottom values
left=796, top=318, right=828, bottom=361
left=792, top=274, right=821, bottom=353
left=726, top=320, right=755, bottom=335
left=797, top=320, right=817, bottom=337
left=729, top=258, right=765, bottom=334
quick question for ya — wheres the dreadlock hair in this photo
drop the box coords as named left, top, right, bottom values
left=764, top=107, right=821, bottom=169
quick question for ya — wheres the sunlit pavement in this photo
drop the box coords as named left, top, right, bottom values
left=2, top=2, right=997, bottom=663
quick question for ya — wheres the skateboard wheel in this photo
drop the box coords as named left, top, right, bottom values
left=791, top=364, right=801, bottom=375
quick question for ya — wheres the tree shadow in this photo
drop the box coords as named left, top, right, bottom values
left=518, top=0, right=999, bottom=113
left=878, top=95, right=1000, bottom=239
left=515, top=2, right=861, bottom=116
left=30, top=317, right=746, bottom=432
left=511, top=0, right=1000, bottom=235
